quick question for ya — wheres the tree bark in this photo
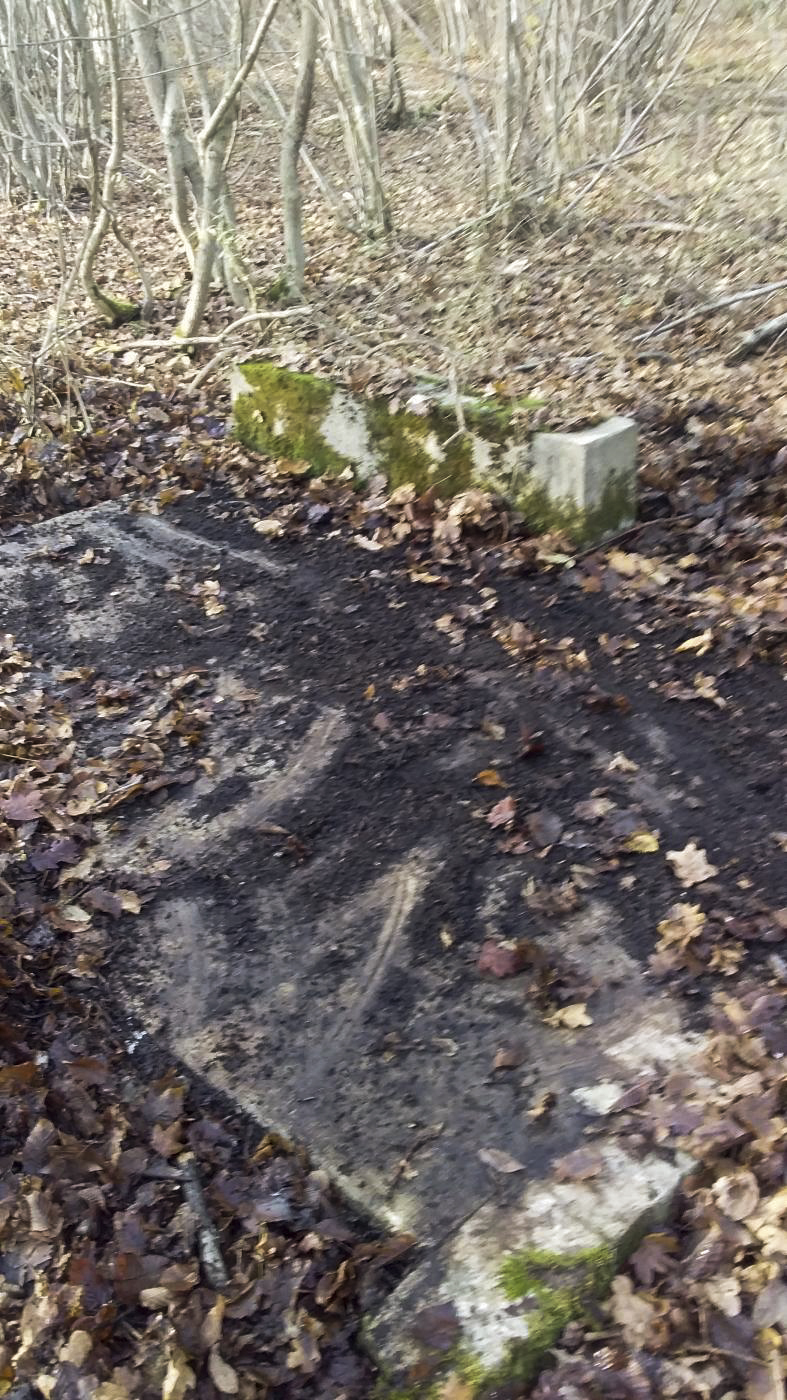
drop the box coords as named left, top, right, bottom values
left=280, top=0, right=319, bottom=294
left=79, top=0, right=140, bottom=324
left=177, top=0, right=282, bottom=337
left=122, top=0, right=204, bottom=268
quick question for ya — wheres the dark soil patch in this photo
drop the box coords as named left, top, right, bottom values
left=2, top=468, right=784, bottom=1398
left=157, top=487, right=786, bottom=970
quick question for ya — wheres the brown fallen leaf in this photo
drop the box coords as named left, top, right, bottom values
left=607, top=752, right=639, bottom=773
left=151, top=1120, right=184, bottom=1159
left=609, top=1275, right=658, bottom=1348
left=1, top=788, right=44, bottom=821
left=574, top=797, right=615, bottom=822
left=474, top=768, right=506, bottom=788
left=527, top=1090, right=556, bottom=1121
left=201, top=1297, right=225, bottom=1349
left=545, top=1003, right=593, bottom=1029
left=351, top=533, right=384, bottom=551
left=409, top=569, right=444, bottom=584
left=629, top=1232, right=678, bottom=1286
left=478, top=1147, right=526, bottom=1174
left=492, top=1044, right=526, bottom=1071
left=84, top=886, right=123, bottom=917
left=477, top=939, right=530, bottom=978
left=667, top=841, right=719, bottom=886
left=411, top=1302, right=460, bottom=1352
left=675, top=628, right=714, bottom=655
left=753, top=1278, right=787, bottom=1329
left=162, top=1346, right=195, bottom=1400
left=527, top=809, right=563, bottom=847
left=553, top=1147, right=603, bottom=1182
left=208, top=1348, right=239, bottom=1395
left=693, top=672, right=726, bottom=708
left=59, top=1330, right=93, bottom=1365
left=623, top=830, right=660, bottom=854
left=487, top=794, right=517, bottom=827
left=712, top=1169, right=760, bottom=1221
left=250, top=515, right=281, bottom=534
left=274, top=458, right=311, bottom=477
left=49, top=903, right=92, bottom=933
left=657, top=902, right=706, bottom=951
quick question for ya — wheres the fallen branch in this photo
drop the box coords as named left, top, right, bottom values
left=624, top=221, right=711, bottom=235
left=178, top=1151, right=229, bottom=1292
left=726, top=310, right=787, bottom=365
left=575, top=513, right=694, bottom=559
left=108, top=306, right=313, bottom=355
left=633, top=280, right=787, bottom=342
left=186, top=346, right=237, bottom=392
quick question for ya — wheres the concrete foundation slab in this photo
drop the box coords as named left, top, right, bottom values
left=231, top=364, right=638, bottom=544
left=2, top=501, right=711, bottom=1394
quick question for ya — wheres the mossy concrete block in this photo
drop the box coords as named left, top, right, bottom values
left=230, top=362, right=637, bottom=546
left=368, top=1143, right=687, bottom=1398
left=530, top=416, right=637, bottom=541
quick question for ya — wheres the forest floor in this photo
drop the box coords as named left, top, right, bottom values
left=1, top=9, right=786, bottom=1400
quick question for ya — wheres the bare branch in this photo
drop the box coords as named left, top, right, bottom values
left=108, top=306, right=314, bottom=354
left=726, top=311, right=787, bottom=365
left=200, top=0, right=281, bottom=146
left=634, top=281, right=787, bottom=343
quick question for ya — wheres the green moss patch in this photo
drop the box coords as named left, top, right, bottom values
left=231, top=361, right=633, bottom=546
left=232, top=362, right=537, bottom=498
left=232, top=363, right=345, bottom=474
left=513, top=469, right=635, bottom=548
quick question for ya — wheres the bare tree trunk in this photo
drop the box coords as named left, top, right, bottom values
left=280, top=0, right=319, bottom=294
left=492, top=0, right=522, bottom=213
left=320, top=0, right=391, bottom=235
left=121, top=0, right=203, bottom=270
left=177, top=138, right=229, bottom=338
left=79, top=0, right=140, bottom=324
left=178, top=0, right=282, bottom=337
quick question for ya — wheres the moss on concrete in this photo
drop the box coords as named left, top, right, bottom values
left=365, top=396, right=476, bottom=499
left=499, top=1242, right=616, bottom=1364
left=513, top=468, right=635, bottom=548
left=233, top=362, right=346, bottom=474
left=231, top=361, right=631, bottom=546
left=490, top=1243, right=616, bottom=1390
left=370, top=1242, right=616, bottom=1400
left=232, top=363, right=534, bottom=497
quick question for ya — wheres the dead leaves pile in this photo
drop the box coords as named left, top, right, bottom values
left=578, top=440, right=787, bottom=671
left=0, top=639, right=210, bottom=976
left=533, top=985, right=787, bottom=1400
left=0, top=638, right=392, bottom=1398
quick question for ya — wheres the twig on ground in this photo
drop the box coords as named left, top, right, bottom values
left=186, top=346, right=239, bottom=392
left=624, top=220, right=711, bottom=235
left=574, top=514, right=694, bottom=559
left=726, top=310, right=787, bottom=365
left=108, top=306, right=313, bottom=355
left=178, top=1151, right=229, bottom=1292
left=633, top=280, right=787, bottom=342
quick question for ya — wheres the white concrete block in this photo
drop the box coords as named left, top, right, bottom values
left=532, top=415, right=637, bottom=523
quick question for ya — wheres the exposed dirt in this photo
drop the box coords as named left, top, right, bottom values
left=1, top=10, right=786, bottom=1388
left=97, top=486, right=786, bottom=993
left=2, top=421, right=786, bottom=1397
